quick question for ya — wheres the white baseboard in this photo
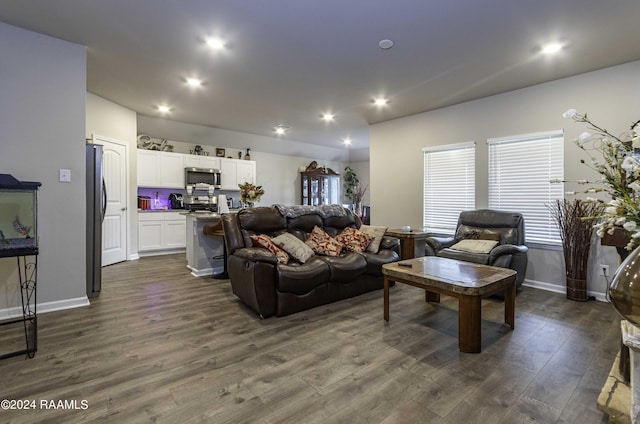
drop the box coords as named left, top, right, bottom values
left=129, top=253, right=140, bottom=261
left=0, top=296, right=90, bottom=321
left=522, top=279, right=608, bottom=303
left=139, top=248, right=185, bottom=258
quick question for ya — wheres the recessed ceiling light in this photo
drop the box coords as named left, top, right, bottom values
left=321, top=113, right=335, bottom=122
left=541, top=42, right=563, bottom=54
left=274, top=125, right=290, bottom=136
left=342, top=138, right=352, bottom=145
left=186, top=77, right=203, bottom=87
left=206, top=37, right=226, bottom=50
left=373, top=98, right=388, bottom=107
left=378, top=39, right=394, bottom=50
left=157, top=105, right=171, bottom=113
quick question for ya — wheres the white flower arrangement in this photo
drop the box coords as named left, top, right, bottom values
left=560, top=109, right=640, bottom=249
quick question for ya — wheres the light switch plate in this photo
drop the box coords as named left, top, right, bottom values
left=59, top=169, right=71, bottom=183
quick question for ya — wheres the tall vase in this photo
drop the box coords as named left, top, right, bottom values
left=610, top=245, right=640, bottom=326
left=566, top=277, right=588, bottom=302
left=354, top=202, right=362, bottom=218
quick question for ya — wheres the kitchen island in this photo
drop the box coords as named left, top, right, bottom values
left=183, top=211, right=226, bottom=277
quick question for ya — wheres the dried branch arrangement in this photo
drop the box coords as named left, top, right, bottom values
left=549, top=199, right=603, bottom=280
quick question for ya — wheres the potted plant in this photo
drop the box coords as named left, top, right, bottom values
left=549, top=199, right=602, bottom=301
left=343, top=166, right=359, bottom=205
left=238, top=182, right=264, bottom=207
left=343, top=167, right=368, bottom=216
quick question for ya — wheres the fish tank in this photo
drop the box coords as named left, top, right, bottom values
left=0, top=174, right=41, bottom=258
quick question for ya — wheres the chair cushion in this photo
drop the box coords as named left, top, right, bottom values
left=316, top=253, right=368, bottom=282
left=277, top=257, right=331, bottom=294
left=437, top=248, right=490, bottom=265
left=272, top=232, right=315, bottom=263
left=450, top=239, right=498, bottom=254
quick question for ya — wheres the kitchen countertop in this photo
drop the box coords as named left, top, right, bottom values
left=138, top=209, right=185, bottom=213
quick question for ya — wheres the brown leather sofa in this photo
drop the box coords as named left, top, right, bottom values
left=221, top=205, right=400, bottom=318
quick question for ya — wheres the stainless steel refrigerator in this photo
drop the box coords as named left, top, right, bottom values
left=86, top=143, right=106, bottom=298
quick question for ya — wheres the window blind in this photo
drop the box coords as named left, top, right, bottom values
left=488, top=131, right=564, bottom=245
left=423, top=142, right=476, bottom=234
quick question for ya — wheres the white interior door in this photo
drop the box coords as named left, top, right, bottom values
left=94, top=135, right=128, bottom=266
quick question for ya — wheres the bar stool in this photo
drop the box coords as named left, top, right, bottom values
left=203, top=220, right=228, bottom=279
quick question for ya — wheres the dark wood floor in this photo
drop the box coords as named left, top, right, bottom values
left=0, top=254, right=619, bottom=423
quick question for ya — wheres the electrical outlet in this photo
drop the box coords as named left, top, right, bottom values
left=600, top=264, right=610, bottom=277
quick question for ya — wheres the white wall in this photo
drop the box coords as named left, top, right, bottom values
left=370, top=60, right=640, bottom=298
left=86, top=93, right=139, bottom=257
left=0, top=22, right=87, bottom=315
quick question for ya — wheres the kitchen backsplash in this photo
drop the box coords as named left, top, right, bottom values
left=137, top=187, right=240, bottom=210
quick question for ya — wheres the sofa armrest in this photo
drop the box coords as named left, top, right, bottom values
left=425, top=236, right=456, bottom=255
left=380, top=236, right=400, bottom=252
left=234, top=247, right=278, bottom=265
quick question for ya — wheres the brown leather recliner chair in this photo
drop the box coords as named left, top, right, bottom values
left=424, top=209, right=528, bottom=289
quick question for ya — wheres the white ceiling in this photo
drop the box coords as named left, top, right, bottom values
left=1, top=0, right=640, bottom=151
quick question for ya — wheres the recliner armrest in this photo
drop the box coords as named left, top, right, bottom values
left=233, top=247, right=279, bottom=265
left=425, top=236, right=456, bottom=255
left=488, top=244, right=528, bottom=262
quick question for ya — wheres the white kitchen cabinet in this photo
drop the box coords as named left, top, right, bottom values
left=137, top=150, right=160, bottom=187
left=164, top=213, right=187, bottom=248
left=159, top=153, right=185, bottom=187
left=138, top=212, right=186, bottom=254
left=219, top=158, right=238, bottom=190
left=137, top=150, right=185, bottom=188
left=220, top=158, right=256, bottom=190
left=237, top=160, right=256, bottom=184
left=184, top=155, right=221, bottom=170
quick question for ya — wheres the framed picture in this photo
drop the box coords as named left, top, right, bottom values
left=216, top=148, right=225, bottom=157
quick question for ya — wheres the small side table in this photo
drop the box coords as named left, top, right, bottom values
left=385, top=228, right=432, bottom=260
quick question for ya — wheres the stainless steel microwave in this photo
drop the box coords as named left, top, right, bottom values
left=185, top=167, right=221, bottom=188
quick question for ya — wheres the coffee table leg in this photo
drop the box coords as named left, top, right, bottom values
left=384, top=276, right=390, bottom=321
left=425, top=291, right=440, bottom=303
left=458, top=295, right=481, bottom=353
left=505, top=279, right=515, bottom=329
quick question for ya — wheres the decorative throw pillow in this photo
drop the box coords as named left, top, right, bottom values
left=305, top=226, right=344, bottom=256
left=359, top=225, right=388, bottom=253
left=250, top=234, right=290, bottom=265
left=450, top=239, right=499, bottom=254
left=271, top=232, right=315, bottom=263
left=335, top=227, right=374, bottom=253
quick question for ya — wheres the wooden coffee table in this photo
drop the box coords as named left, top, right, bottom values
left=382, top=256, right=517, bottom=353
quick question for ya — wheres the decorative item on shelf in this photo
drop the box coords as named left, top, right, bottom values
left=137, top=134, right=174, bottom=151
left=238, top=181, right=264, bottom=207
left=549, top=199, right=602, bottom=301
left=245, top=148, right=251, bottom=160
left=305, top=160, right=318, bottom=172
left=216, top=148, right=225, bottom=157
left=238, top=151, right=242, bottom=159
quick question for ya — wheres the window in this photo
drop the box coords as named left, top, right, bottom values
left=488, top=131, right=564, bottom=245
left=423, top=142, right=475, bottom=234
